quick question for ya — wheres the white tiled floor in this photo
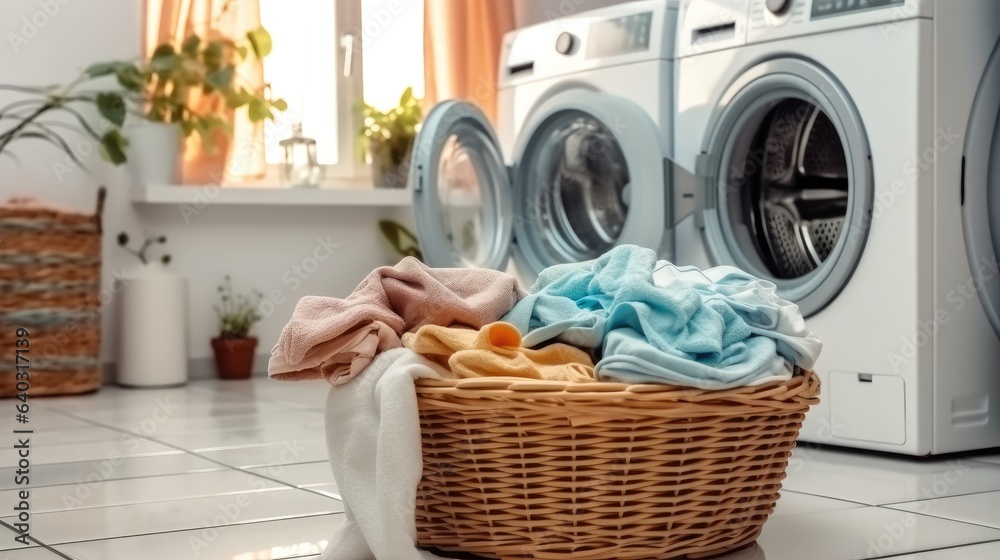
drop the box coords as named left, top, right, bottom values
left=3, top=378, right=1000, bottom=560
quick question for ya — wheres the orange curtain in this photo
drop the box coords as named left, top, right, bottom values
left=143, top=0, right=265, bottom=184
left=423, top=0, right=516, bottom=124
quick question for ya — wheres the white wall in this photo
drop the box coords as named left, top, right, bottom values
left=0, top=0, right=402, bottom=378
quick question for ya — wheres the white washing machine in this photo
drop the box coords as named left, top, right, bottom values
left=674, top=0, right=1000, bottom=455
left=409, top=0, right=689, bottom=284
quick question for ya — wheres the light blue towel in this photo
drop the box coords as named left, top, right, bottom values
left=651, top=263, right=823, bottom=373
left=598, top=327, right=786, bottom=389
left=501, top=245, right=821, bottom=388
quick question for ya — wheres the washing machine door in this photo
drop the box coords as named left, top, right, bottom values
left=698, top=58, right=874, bottom=317
left=508, top=89, right=668, bottom=277
left=963, top=40, right=1000, bottom=337
left=410, top=100, right=514, bottom=270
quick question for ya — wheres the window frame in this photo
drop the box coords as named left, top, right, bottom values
left=259, top=0, right=367, bottom=183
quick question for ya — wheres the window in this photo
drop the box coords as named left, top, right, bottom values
left=258, top=0, right=424, bottom=180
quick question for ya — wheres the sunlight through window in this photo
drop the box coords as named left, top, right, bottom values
left=259, top=0, right=424, bottom=170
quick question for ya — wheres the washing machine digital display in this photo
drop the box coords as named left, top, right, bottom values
left=586, top=12, right=652, bottom=58
left=811, top=0, right=904, bottom=19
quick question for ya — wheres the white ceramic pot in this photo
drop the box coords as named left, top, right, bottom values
left=127, top=121, right=183, bottom=186
left=117, top=262, right=188, bottom=387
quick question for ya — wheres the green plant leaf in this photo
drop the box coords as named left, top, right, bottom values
left=150, top=44, right=176, bottom=75
left=378, top=220, right=422, bottom=261
left=202, top=41, right=224, bottom=70
left=246, top=26, right=272, bottom=59
left=15, top=130, right=87, bottom=170
left=182, top=34, right=201, bottom=56
left=114, top=64, right=144, bottom=91
left=84, top=62, right=119, bottom=78
left=400, top=86, right=413, bottom=106
left=247, top=97, right=272, bottom=122
left=96, top=93, right=126, bottom=127
left=99, top=129, right=128, bottom=165
left=206, top=66, right=235, bottom=91
left=224, top=87, right=250, bottom=108
left=272, top=98, right=288, bottom=112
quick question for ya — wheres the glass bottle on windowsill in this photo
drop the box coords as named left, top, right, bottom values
left=279, top=122, right=321, bottom=188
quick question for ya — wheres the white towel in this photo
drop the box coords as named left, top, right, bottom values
left=321, top=348, right=455, bottom=560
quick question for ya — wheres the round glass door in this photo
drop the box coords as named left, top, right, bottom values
left=511, top=90, right=668, bottom=277
left=964, top=40, right=1000, bottom=336
left=410, top=101, right=513, bottom=269
left=701, top=59, right=873, bottom=317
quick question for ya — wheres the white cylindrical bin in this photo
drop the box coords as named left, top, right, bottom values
left=118, top=263, right=188, bottom=387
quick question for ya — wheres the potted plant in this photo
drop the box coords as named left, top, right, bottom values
left=0, top=28, right=286, bottom=184
left=114, top=27, right=286, bottom=185
left=212, top=275, right=263, bottom=380
left=116, top=232, right=188, bottom=388
left=358, top=87, right=422, bottom=189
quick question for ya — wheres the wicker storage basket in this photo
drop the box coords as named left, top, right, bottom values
left=0, top=189, right=106, bottom=397
left=414, top=369, right=820, bottom=560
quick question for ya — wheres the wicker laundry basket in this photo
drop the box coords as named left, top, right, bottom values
left=0, top=189, right=106, bottom=397
left=414, top=369, right=820, bottom=560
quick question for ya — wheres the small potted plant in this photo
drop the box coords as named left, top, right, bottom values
left=358, top=87, right=422, bottom=188
left=212, top=275, right=263, bottom=380
left=116, top=232, right=188, bottom=388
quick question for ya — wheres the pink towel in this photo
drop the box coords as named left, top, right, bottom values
left=269, top=257, right=524, bottom=384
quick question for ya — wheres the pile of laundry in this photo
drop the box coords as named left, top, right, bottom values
left=268, top=244, right=821, bottom=560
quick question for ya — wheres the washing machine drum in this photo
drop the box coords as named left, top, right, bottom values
left=409, top=93, right=669, bottom=277
left=521, top=112, right=631, bottom=260
left=740, top=99, right=849, bottom=279
left=701, top=59, right=874, bottom=318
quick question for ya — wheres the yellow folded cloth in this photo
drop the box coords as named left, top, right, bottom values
left=401, top=322, right=595, bottom=382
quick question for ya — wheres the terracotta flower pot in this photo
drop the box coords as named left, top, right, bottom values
left=211, top=336, right=258, bottom=380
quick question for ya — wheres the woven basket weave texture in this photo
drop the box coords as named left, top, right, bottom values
left=414, top=371, right=820, bottom=560
left=0, top=190, right=105, bottom=397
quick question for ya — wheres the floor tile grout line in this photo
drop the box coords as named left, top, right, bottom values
left=0, top=465, right=231, bottom=492
left=863, top=537, right=1000, bottom=559
left=774, top=488, right=875, bottom=508
left=55, top=409, right=309, bottom=473
left=47, top=409, right=339, bottom=503
left=0, top=518, right=76, bottom=559
left=43, top=511, right=343, bottom=548
left=230, top=463, right=340, bottom=501
left=0, top=485, right=304, bottom=518
left=879, top=488, right=1000, bottom=507
left=782, top=486, right=1000, bottom=510
left=874, top=503, right=1000, bottom=533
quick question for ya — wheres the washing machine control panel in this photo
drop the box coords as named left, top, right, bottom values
left=811, top=0, right=904, bottom=19
left=586, top=12, right=653, bottom=58
left=743, top=0, right=927, bottom=45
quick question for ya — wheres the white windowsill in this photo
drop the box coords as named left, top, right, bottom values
left=132, top=182, right=413, bottom=207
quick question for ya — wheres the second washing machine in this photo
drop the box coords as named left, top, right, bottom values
left=674, top=0, right=1000, bottom=455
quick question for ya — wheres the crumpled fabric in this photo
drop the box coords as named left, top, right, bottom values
left=501, top=245, right=821, bottom=389
left=402, top=322, right=595, bottom=382
left=269, top=257, right=524, bottom=385
left=320, top=348, right=455, bottom=560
